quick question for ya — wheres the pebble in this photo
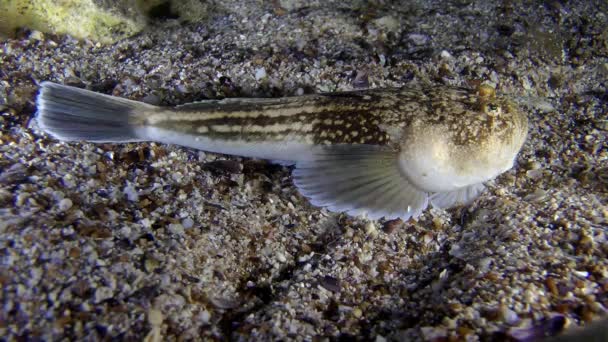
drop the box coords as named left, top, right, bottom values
left=371, top=16, right=400, bottom=33
left=148, top=309, right=163, bottom=326
left=502, top=307, right=519, bottom=325
left=255, top=67, right=267, bottom=80
left=382, top=218, right=403, bottom=234
left=58, top=198, right=73, bottom=211
left=407, top=33, right=430, bottom=45
left=182, top=217, right=194, bottom=229
left=319, top=275, right=341, bottom=293
left=440, top=50, right=453, bottom=59
left=276, top=252, right=287, bottom=263
left=62, top=175, right=76, bottom=188
left=142, top=93, right=161, bottom=105
left=524, top=189, right=548, bottom=202
left=0, top=163, right=28, bottom=184
left=168, top=223, right=185, bottom=235
left=94, top=286, right=114, bottom=304
left=526, top=169, right=543, bottom=179
left=29, top=30, right=45, bottom=41
left=197, top=310, right=211, bottom=324
left=123, top=183, right=139, bottom=202
left=365, top=221, right=378, bottom=237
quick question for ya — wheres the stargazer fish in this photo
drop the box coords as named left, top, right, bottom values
left=35, top=82, right=528, bottom=220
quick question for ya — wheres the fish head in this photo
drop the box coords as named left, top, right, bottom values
left=398, top=86, right=528, bottom=193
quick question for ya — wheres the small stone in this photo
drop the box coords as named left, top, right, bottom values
left=382, top=218, right=403, bottom=234
left=596, top=63, right=608, bottom=79
left=94, top=286, right=114, bottom=303
left=168, top=223, right=184, bottom=235
left=144, top=257, right=160, bottom=273
left=502, top=307, right=519, bottom=325
left=142, top=93, right=161, bottom=106
left=353, top=70, right=369, bottom=89
left=210, top=296, right=240, bottom=309
left=371, top=15, right=400, bottom=33
left=148, top=308, right=163, bottom=326
left=407, top=33, right=430, bottom=46
left=421, top=326, right=447, bottom=340
left=197, top=310, right=211, bottom=324
left=58, top=198, right=73, bottom=211
left=181, top=217, right=194, bottom=229
left=29, top=30, right=45, bottom=41
left=526, top=169, right=543, bottom=180
left=0, top=163, right=28, bottom=184
left=365, top=221, right=378, bottom=237
left=123, top=183, right=139, bottom=202
left=524, top=189, right=548, bottom=202
left=440, top=50, right=453, bottom=59
left=255, top=67, right=267, bottom=80
left=171, top=172, right=183, bottom=183
left=276, top=252, right=287, bottom=263
left=62, top=174, right=76, bottom=188
left=319, top=275, right=341, bottom=293
left=378, top=54, right=386, bottom=66
left=119, top=225, right=131, bottom=237
left=477, top=257, right=493, bottom=273
left=545, top=277, right=559, bottom=296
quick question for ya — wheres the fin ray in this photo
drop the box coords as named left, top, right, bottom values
left=36, top=82, right=156, bottom=142
left=294, top=145, right=429, bottom=220
left=429, top=183, right=486, bottom=209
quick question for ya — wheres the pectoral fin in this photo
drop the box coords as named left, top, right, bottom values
left=293, top=145, right=429, bottom=220
left=429, top=183, right=486, bottom=209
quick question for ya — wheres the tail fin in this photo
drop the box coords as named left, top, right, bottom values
left=36, top=82, right=157, bottom=142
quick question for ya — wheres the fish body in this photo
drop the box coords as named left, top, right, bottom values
left=36, top=82, right=528, bottom=220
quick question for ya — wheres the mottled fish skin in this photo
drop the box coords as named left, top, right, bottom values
left=35, top=82, right=528, bottom=220
left=138, top=85, right=525, bottom=149
left=143, top=89, right=402, bottom=146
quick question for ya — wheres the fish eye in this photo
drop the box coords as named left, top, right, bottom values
left=486, top=102, right=502, bottom=116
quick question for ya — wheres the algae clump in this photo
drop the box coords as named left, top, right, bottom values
left=0, top=0, right=147, bottom=43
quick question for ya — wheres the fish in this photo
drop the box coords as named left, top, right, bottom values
left=35, top=81, right=528, bottom=220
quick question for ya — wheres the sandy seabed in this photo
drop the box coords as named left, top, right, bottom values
left=0, top=0, right=607, bottom=340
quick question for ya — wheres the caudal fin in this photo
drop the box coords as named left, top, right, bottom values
left=36, top=82, right=157, bottom=142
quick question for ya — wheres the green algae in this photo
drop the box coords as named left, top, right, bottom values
left=0, top=0, right=147, bottom=43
